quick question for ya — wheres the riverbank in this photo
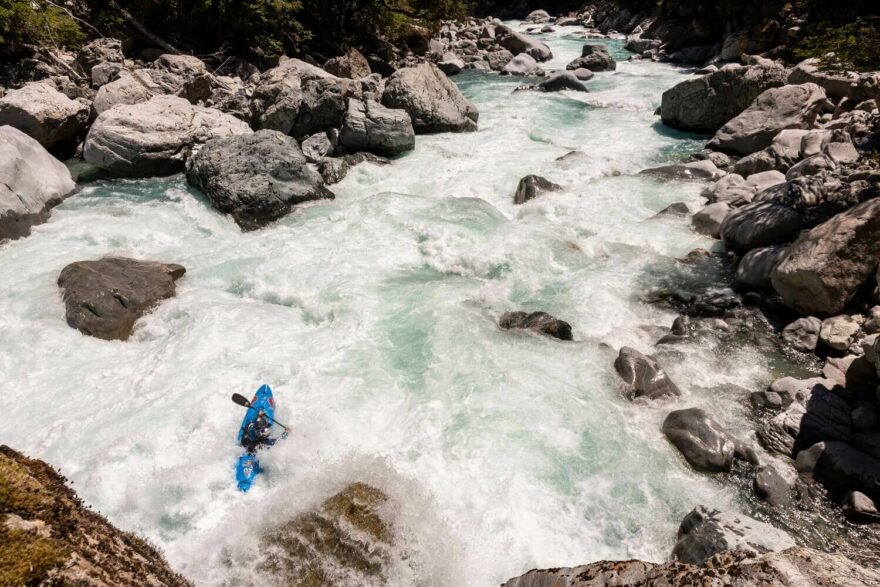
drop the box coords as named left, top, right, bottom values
left=1, top=5, right=880, bottom=587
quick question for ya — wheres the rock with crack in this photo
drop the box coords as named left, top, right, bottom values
left=186, top=130, right=333, bottom=230
left=339, top=99, right=415, bottom=157
left=57, top=257, right=186, bottom=341
left=0, top=82, right=89, bottom=148
left=499, top=311, right=572, bottom=340
left=0, top=126, right=76, bottom=241
left=84, top=95, right=252, bottom=177
left=381, top=63, right=479, bottom=133
left=614, top=347, right=681, bottom=401
left=672, top=506, right=796, bottom=565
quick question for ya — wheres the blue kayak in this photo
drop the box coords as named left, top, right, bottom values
left=235, top=384, right=275, bottom=492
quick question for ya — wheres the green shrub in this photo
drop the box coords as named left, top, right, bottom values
left=0, top=0, right=85, bottom=51
left=795, top=17, right=880, bottom=72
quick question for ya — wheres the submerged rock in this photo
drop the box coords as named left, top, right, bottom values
left=57, top=258, right=185, bottom=341
left=672, top=506, right=796, bottom=565
left=513, top=175, right=560, bottom=204
left=614, top=347, right=681, bottom=400
left=0, top=126, right=76, bottom=241
left=186, top=130, right=333, bottom=230
left=381, top=63, right=479, bottom=133
left=0, top=446, right=190, bottom=586
left=499, top=311, right=572, bottom=341
left=501, top=547, right=880, bottom=587
left=258, top=483, right=391, bottom=585
left=84, top=95, right=252, bottom=177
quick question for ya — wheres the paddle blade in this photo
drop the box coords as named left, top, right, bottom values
left=231, top=393, right=251, bottom=408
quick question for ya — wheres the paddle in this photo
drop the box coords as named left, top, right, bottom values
left=231, top=392, right=290, bottom=432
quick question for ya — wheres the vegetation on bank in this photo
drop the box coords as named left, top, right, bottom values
left=0, top=0, right=471, bottom=59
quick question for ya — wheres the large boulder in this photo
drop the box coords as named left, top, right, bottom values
left=812, top=441, right=880, bottom=502
left=57, top=258, right=186, bottom=341
left=501, top=548, right=880, bottom=587
left=567, top=44, right=616, bottom=72
left=323, top=48, right=371, bottom=79
left=250, top=59, right=362, bottom=137
left=381, top=63, right=478, bottom=134
left=614, top=347, right=681, bottom=401
left=84, top=95, right=251, bottom=177
left=720, top=200, right=803, bottom=250
left=258, top=483, right=393, bottom=585
left=708, top=83, right=827, bottom=156
left=734, top=245, right=789, bottom=290
left=0, top=126, right=76, bottom=240
left=772, top=198, right=880, bottom=315
left=497, top=27, right=553, bottom=62
left=660, top=65, right=788, bottom=133
left=672, top=506, right=796, bottom=565
left=76, top=38, right=124, bottom=77
left=662, top=408, right=737, bottom=472
left=91, top=71, right=157, bottom=116
left=186, top=130, right=333, bottom=229
left=0, top=82, right=88, bottom=148
left=148, top=54, right=216, bottom=103
left=499, top=311, right=572, bottom=341
left=339, top=99, right=415, bottom=157
left=790, top=58, right=880, bottom=102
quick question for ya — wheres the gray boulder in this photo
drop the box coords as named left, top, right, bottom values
left=0, top=126, right=76, bottom=241
left=614, top=347, right=681, bottom=401
left=484, top=49, right=515, bottom=72
left=437, top=53, right=465, bottom=76
left=318, top=152, right=390, bottom=185
left=84, top=95, right=252, bottom=177
left=735, top=245, right=789, bottom=290
left=57, top=258, right=185, bottom=341
left=708, top=83, right=827, bottom=155
left=538, top=72, right=588, bottom=93
left=300, top=131, right=336, bottom=163
left=91, top=71, right=157, bottom=116
left=567, top=44, right=616, bottom=72
left=501, top=54, right=544, bottom=77
left=382, top=63, right=478, bottom=134
left=186, top=130, right=333, bottom=230
left=514, top=175, right=560, bottom=204
left=339, top=99, right=415, bottom=157
left=672, top=506, right=796, bottom=565
left=76, top=38, right=124, bottom=77
left=148, top=54, right=216, bottom=103
left=499, top=311, right=572, bottom=341
left=0, top=82, right=88, bottom=147
left=497, top=27, right=553, bottom=62
left=571, top=68, right=594, bottom=81
left=782, top=317, right=822, bottom=352
left=324, top=48, right=371, bottom=79
left=754, top=462, right=795, bottom=505
left=720, top=200, right=803, bottom=250
left=661, top=65, right=788, bottom=133
left=692, top=202, right=730, bottom=238
left=662, top=408, right=736, bottom=472
left=772, top=198, right=880, bottom=315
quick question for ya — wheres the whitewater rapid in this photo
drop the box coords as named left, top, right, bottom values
left=0, top=26, right=785, bottom=585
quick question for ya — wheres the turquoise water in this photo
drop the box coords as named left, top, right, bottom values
left=0, top=25, right=775, bottom=586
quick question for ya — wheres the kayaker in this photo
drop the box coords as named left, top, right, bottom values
left=240, top=410, right=276, bottom=453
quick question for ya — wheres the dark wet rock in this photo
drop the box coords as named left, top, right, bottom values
left=812, top=441, right=880, bottom=503
left=781, top=317, right=822, bottom=352
left=0, top=82, right=88, bottom=148
left=640, top=160, right=725, bottom=181
left=499, top=311, right=572, bottom=341
left=513, top=175, right=560, bottom=204
left=654, top=202, right=690, bottom=217
left=672, top=506, right=796, bottom=565
left=0, top=446, right=191, bottom=586
left=382, top=63, right=478, bottom=133
left=57, top=258, right=185, bottom=341
left=734, top=245, right=788, bottom=290
left=318, top=152, right=390, bottom=185
left=822, top=355, right=877, bottom=389
left=614, top=347, right=681, bottom=401
left=186, top=130, right=333, bottom=230
left=339, top=99, right=415, bottom=157
left=258, top=482, right=392, bottom=586
left=567, top=44, right=616, bottom=72
left=720, top=201, right=803, bottom=250
left=660, top=65, right=788, bottom=133
left=84, top=95, right=251, bottom=177
left=708, top=83, right=827, bottom=156
left=538, top=72, right=588, bottom=93
left=662, top=408, right=737, bottom=472
left=772, top=198, right=880, bottom=316
left=754, top=462, right=794, bottom=506
left=501, top=547, right=880, bottom=586
left=0, top=126, right=76, bottom=241
left=324, top=48, right=371, bottom=79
